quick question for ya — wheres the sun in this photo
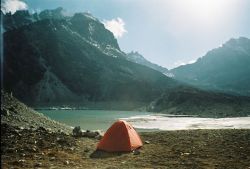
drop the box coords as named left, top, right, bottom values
left=187, top=0, right=225, bottom=21
left=167, top=0, right=237, bottom=31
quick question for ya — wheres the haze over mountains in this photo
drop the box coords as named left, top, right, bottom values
left=2, top=8, right=250, bottom=116
left=126, top=37, right=250, bottom=97
left=170, top=37, right=250, bottom=96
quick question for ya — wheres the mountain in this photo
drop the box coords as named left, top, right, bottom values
left=147, top=86, right=250, bottom=117
left=3, top=8, right=178, bottom=107
left=171, top=37, right=250, bottom=96
left=126, top=51, right=170, bottom=75
left=2, top=7, right=66, bottom=32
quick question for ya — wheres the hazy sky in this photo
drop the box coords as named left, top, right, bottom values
left=2, top=0, right=250, bottom=69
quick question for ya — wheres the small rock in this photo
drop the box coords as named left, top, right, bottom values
left=58, top=129, right=63, bottom=133
left=133, top=149, right=140, bottom=155
left=9, top=107, right=17, bottom=114
left=145, top=140, right=150, bottom=144
left=64, top=160, right=70, bottom=165
left=47, top=128, right=52, bottom=133
left=69, top=147, right=75, bottom=151
left=32, top=147, right=37, bottom=152
left=18, top=159, right=26, bottom=163
left=181, top=152, right=190, bottom=156
left=49, top=157, right=56, bottom=161
left=37, top=126, right=46, bottom=132
left=83, top=130, right=100, bottom=138
left=73, top=126, right=82, bottom=137
left=34, top=162, right=42, bottom=167
left=95, top=135, right=102, bottom=140
left=2, top=109, right=10, bottom=116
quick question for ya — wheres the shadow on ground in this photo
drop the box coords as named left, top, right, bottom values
left=90, top=150, right=130, bottom=159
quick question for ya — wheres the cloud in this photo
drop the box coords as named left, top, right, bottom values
left=1, top=0, right=28, bottom=14
left=103, top=18, right=127, bottom=38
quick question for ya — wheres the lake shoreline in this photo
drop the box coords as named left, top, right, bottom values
left=39, top=109, right=250, bottom=132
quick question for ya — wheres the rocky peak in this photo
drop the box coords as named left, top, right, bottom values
left=126, top=51, right=168, bottom=74
left=39, top=7, right=67, bottom=20
left=69, top=12, right=120, bottom=50
left=3, top=10, right=36, bottom=31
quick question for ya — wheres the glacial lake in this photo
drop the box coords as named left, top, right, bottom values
left=39, top=110, right=250, bottom=132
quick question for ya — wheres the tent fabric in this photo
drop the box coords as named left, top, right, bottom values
left=97, top=120, right=143, bottom=152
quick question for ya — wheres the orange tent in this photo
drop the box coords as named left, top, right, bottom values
left=97, top=120, right=143, bottom=152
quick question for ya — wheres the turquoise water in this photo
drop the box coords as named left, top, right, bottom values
left=39, top=110, right=151, bottom=131
left=39, top=110, right=250, bottom=132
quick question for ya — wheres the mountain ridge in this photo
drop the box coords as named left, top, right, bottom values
left=171, top=37, right=250, bottom=96
left=126, top=51, right=169, bottom=74
left=3, top=8, right=179, bottom=106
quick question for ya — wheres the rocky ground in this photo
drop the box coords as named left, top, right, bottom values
left=1, top=91, right=250, bottom=168
left=1, top=123, right=250, bottom=169
left=1, top=91, right=71, bottom=133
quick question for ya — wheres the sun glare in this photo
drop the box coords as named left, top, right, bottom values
left=176, top=0, right=229, bottom=23
left=163, top=0, right=240, bottom=37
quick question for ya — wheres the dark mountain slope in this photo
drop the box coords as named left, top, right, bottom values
left=147, top=87, right=250, bottom=117
left=171, top=37, right=250, bottom=96
left=3, top=11, right=178, bottom=106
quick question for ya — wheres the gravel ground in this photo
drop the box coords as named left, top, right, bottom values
left=1, top=91, right=250, bottom=168
left=1, top=91, right=71, bottom=133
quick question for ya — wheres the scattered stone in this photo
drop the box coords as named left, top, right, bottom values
left=32, top=147, right=37, bottom=152
left=64, top=160, right=70, bottom=165
left=37, top=126, right=47, bottom=132
left=49, top=157, right=56, bottom=161
left=9, top=107, right=17, bottom=114
left=133, top=149, right=140, bottom=155
left=84, top=148, right=90, bottom=152
left=145, top=140, right=150, bottom=144
left=2, top=109, right=10, bottom=116
left=73, top=126, right=82, bottom=137
left=83, top=130, right=101, bottom=138
left=69, top=147, right=75, bottom=151
left=95, top=135, right=102, bottom=140
left=84, top=131, right=97, bottom=138
left=34, top=162, right=42, bottom=167
left=18, top=159, right=26, bottom=163
left=181, top=152, right=190, bottom=156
